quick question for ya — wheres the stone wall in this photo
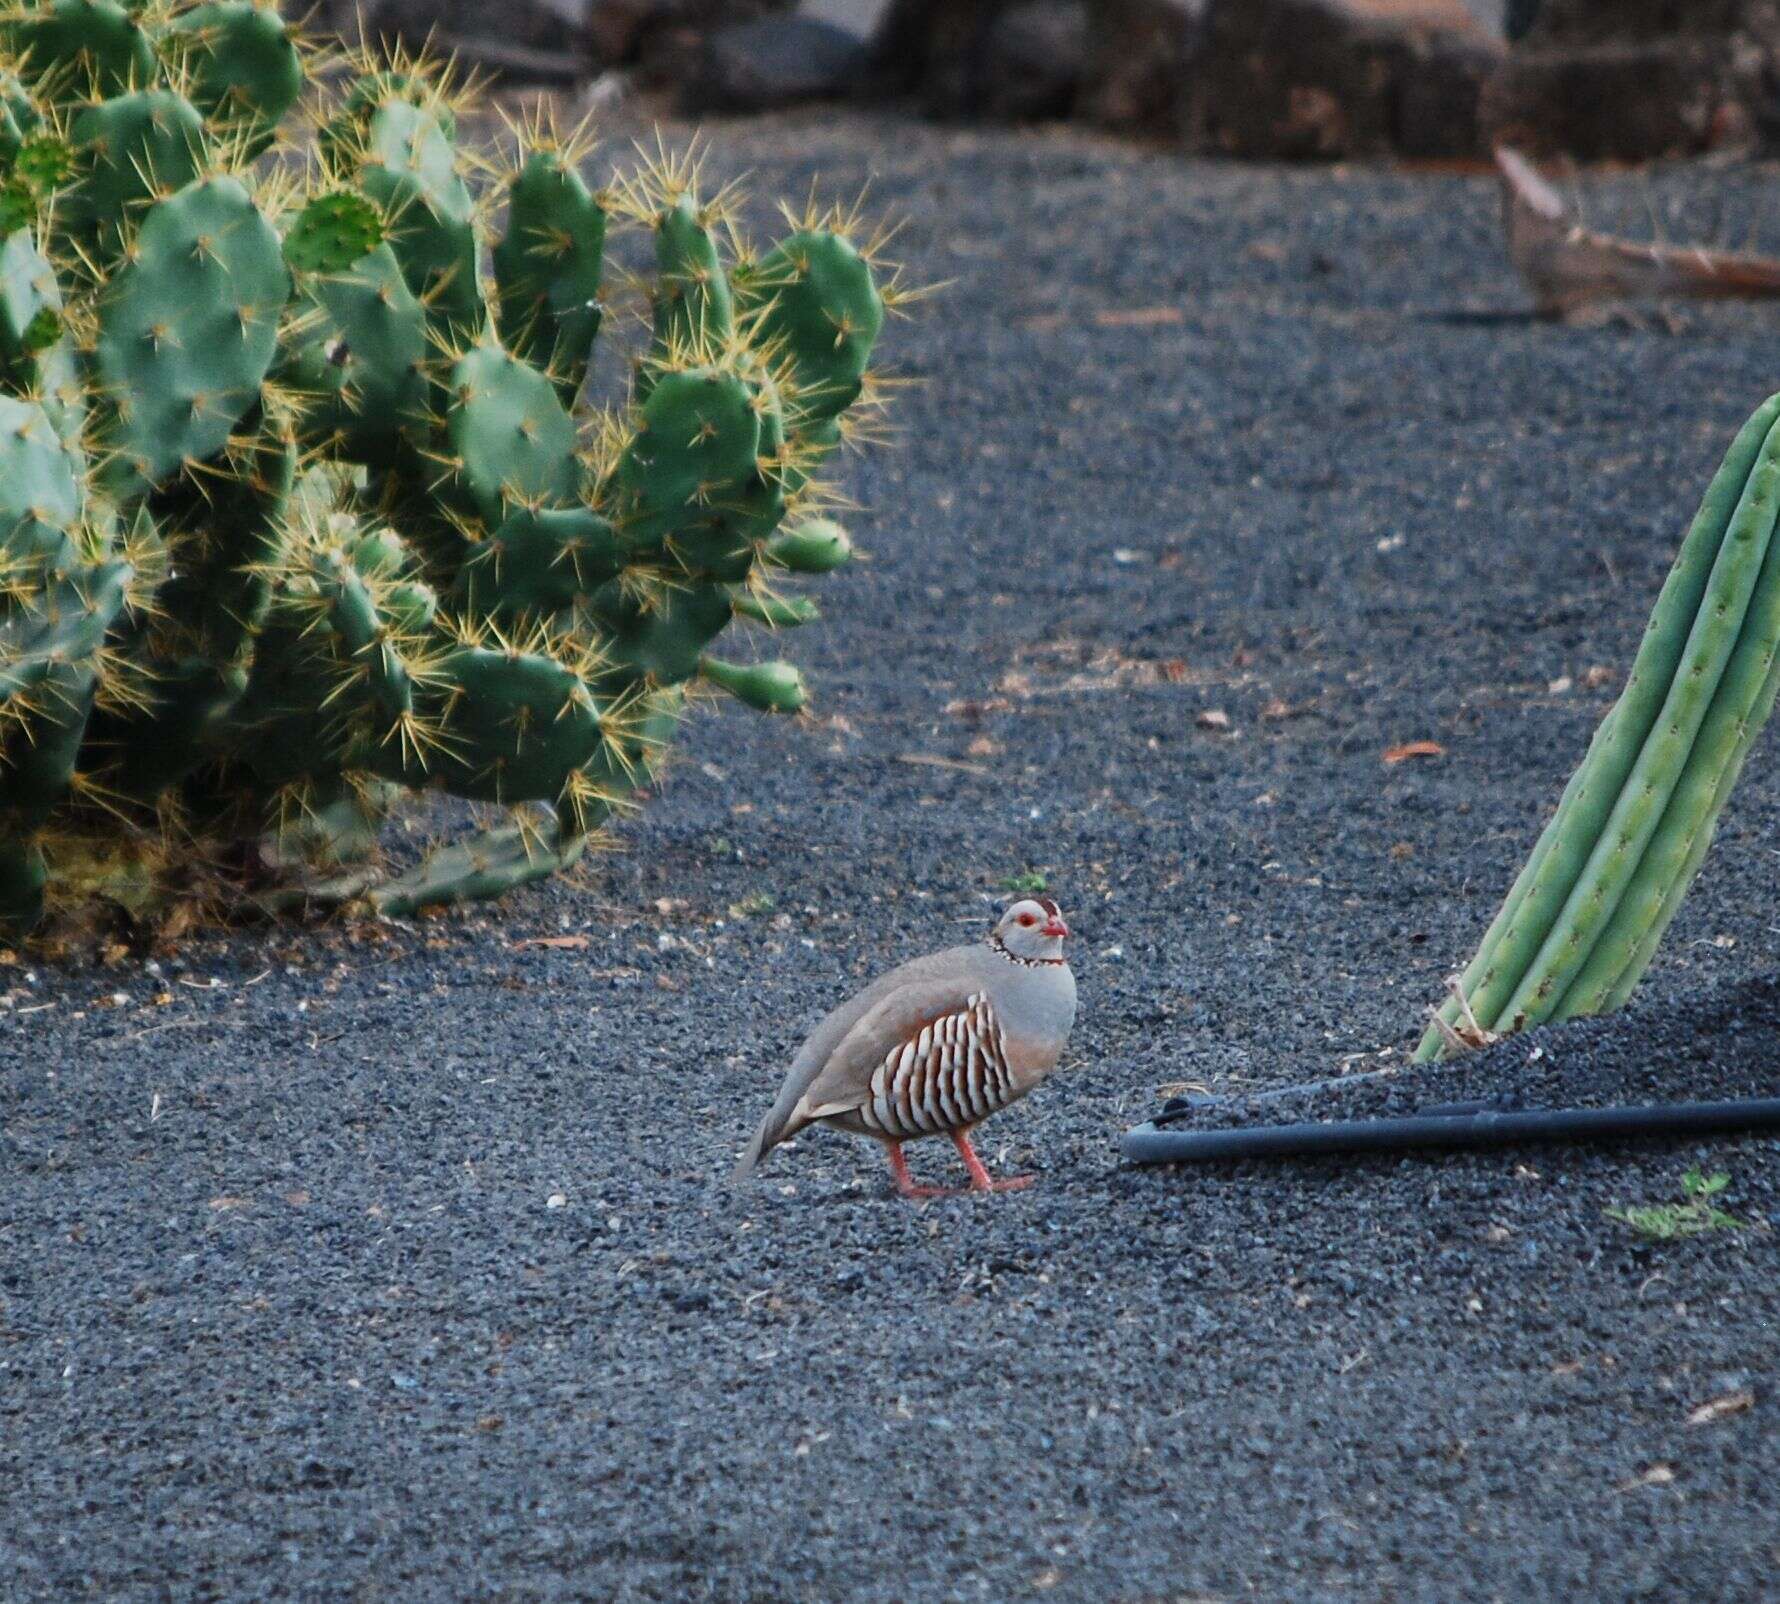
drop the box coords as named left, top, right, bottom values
left=1482, top=0, right=1780, bottom=155
left=304, top=0, right=1780, bottom=163
left=865, top=0, right=1196, bottom=133
left=1184, top=0, right=1499, bottom=159
left=869, top=0, right=1499, bottom=155
left=588, top=0, right=797, bottom=81
left=313, top=0, right=584, bottom=55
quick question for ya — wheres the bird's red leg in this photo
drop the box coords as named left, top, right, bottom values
left=952, top=1129, right=1036, bottom=1193
left=884, top=1140, right=956, bottom=1201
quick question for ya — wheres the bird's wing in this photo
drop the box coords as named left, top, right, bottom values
left=730, top=971, right=981, bottom=1181
left=789, top=977, right=982, bottom=1124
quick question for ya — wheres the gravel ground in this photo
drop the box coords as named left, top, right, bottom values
left=1152, top=970, right=1780, bottom=1126
left=7, top=112, right=1780, bottom=1602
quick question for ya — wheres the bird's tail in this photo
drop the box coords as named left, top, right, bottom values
left=728, top=1112, right=779, bottom=1186
left=730, top=1074, right=816, bottom=1185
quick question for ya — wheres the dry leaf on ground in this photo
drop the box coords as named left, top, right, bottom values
left=1686, top=1390, right=1755, bottom=1428
left=1093, top=306, right=1183, bottom=328
left=896, top=753, right=989, bottom=775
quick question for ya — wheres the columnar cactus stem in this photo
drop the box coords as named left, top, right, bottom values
left=1418, top=395, right=1780, bottom=1058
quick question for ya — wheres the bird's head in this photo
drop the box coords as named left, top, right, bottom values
left=995, top=895, right=1069, bottom=961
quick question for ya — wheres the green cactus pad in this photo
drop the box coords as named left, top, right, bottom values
left=61, top=88, right=208, bottom=256
left=337, top=69, right=452, bottom=135
left=232, top=529, right=439, bottom=792
left=453, top=505, right=623, bottom=621
left=586, top=580, right=732, bottom=686
left=343, top=528, right=436, bottom=638
left=0, top=227, right=64, bottom=382
left=407, top=644, right=605, bottom=803
left=731, top=589, right=818, bottom=628
left=368, top=819, right=584, bottom=917
left=698, top=654, right=806, bottom=713
left=737, top=230, right=883, bottom=423
left=765, top=516, right=853, bottom=573
left=167, top=1, right=303, bottom=158
left=648, top=196, right=734, bottom=363
left=445, top=342, right=579, bottom=525
left=227, top=622, right=353, bottom=790
left=314, top=548, right=419, bottom=728
left=781, top=414, right=842, bottom=502
left=6, top=0, right=156, bottom=103
left=493, top=150, right=606, bottom=405
left=0, top=558, right=135, bottom=823
left=93, top=174, right=289, bottom=493
left=612, top=366, right=764, bottom=554
left=282, top=241, right=428, bottom=468
left=284, top=191, right=386, bottom=274
left=93, top=422, right=298, bottom=799
left=151, top=420, right=294, bottom=656
left=678, top=361, right=788, bottom=571
left=566, top=679, right=683, bottom=803
left=348, top=525, right=409, bottom=581
left=0, top=392, right=85, bottom=573
left=335, top=97, right=481, bottom=339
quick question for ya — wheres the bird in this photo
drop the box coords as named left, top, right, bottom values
left=731, top=897, right=1078, bottom=1198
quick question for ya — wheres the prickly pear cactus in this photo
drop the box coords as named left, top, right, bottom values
left=1418, top=394, right=1780, bottom=1058
left=0, top=5, right=905, bottom=937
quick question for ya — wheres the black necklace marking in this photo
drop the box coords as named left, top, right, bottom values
left=988, top=933, right=1067, bottom=968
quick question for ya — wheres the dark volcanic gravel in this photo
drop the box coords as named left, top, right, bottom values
left=7, top=112, right=1780, bottom=1602
left=1165, top=974, right=1780, bottom=1130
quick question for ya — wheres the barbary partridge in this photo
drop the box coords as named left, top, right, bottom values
left=731, top=897, right=1078, bottom=1198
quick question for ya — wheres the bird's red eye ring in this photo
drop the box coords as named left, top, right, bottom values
left=1018, top=913, right=1037, bottom=926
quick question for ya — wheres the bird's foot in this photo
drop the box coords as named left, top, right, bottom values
left=971, top=1173, right=1036, bottom=1193
left=885, top=1142, right=962, bottom=1200
left=951, top=1130, right=1036, bottom=1194
left=895, top=1181, right=966, bottom=1201
left=883, top=1137, right=1037, bottom=1200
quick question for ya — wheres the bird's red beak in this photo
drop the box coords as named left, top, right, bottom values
left=1042, top=918, right=1069, bottom=938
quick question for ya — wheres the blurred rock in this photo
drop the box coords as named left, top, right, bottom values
left=866, top=0, right=1199, bottom=129
left=801, top=0, right=894, bottom=32
left=1503, top=0, right=1540, bottom=38
left=1397, top=35, right=1505, bottom=155
left=1483, top=39, right=1737, bottom=158
left=689, top=14, right=869, bottom=109
left=981, top=1, right=1090, bottom=121
left=1079, top=0, right=1205, bottom=132
left=317, top=0, right=587, bottom=68
left=588, top=0, right=795, bottom=75
left=1482, top=0, right=1780, bottom=157
left=863, top=0, right=1004, bottom=115
left=1186, top=0, right=1500, bottom=158
left=1516, top=0, right=1767, bottom=42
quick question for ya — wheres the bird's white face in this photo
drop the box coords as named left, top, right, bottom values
left=996, top=897, right=1069, bottom=961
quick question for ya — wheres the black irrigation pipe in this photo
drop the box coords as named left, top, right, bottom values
left=1121, top=1096, right=1780, bottom=1166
